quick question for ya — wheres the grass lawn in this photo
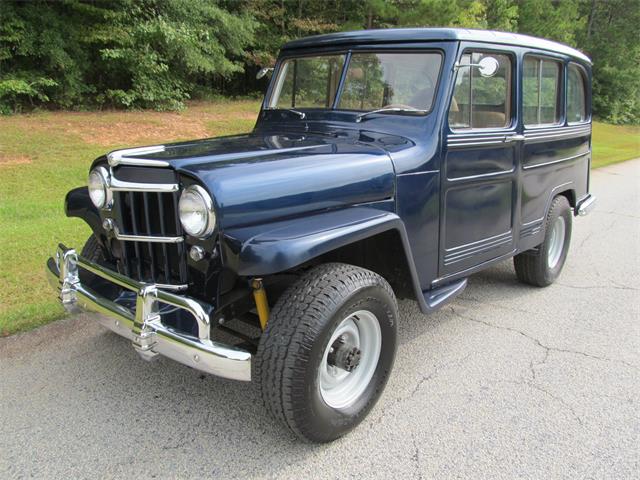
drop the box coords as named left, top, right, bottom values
left=1, top=103, right=638, bottom=336
left=591, top=122, right=640, bottom=168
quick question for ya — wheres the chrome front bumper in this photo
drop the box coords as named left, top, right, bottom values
left=46, top=244, right=251, bottom=381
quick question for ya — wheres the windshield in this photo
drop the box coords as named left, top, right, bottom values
left=268, top=51, right=442, bottom=114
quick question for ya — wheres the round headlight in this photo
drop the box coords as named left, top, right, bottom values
left=88, top=167, right=111, bottom=209
left=179, top=185, right=216, bottom=238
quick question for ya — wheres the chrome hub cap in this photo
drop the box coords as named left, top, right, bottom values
left=318, top=310, right=381, bottom=409
left=547, top=216, right=566, bottom=269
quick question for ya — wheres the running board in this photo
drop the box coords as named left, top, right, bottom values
left=418, top=278, right=467, bottom=314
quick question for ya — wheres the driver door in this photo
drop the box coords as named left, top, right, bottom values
left=439, top=48, right=521, bottom=278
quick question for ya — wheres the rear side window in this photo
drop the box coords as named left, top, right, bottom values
left=523, top=56, right=562, bottom=126
left=449, top=52, right=512, bottom=129
left=567, top=64, right=587, bottom=123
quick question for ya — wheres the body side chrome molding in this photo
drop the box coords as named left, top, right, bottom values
left=448, top=125, right=591, bottom=148
left=522, top=151, right=590, bottom=170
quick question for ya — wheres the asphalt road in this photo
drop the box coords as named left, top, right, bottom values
left=2, top=159, right=638, bottom=479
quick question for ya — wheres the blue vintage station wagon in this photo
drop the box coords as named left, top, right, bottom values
left=47, top=28, right=596, bottom=442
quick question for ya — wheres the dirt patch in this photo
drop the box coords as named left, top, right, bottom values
left=0, top=154, right=32, bottom=166
left=0, top=102, right=260, bottom=151
left=53, top=111, right=257, bottom=147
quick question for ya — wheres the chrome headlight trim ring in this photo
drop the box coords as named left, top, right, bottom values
left=88, top=166, right=113, bottom=210
left=178, top=184, right=216, bottom=238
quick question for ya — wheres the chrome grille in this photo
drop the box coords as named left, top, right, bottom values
left=110, top=167, right=187, bottom=287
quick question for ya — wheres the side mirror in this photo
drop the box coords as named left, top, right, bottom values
left=454, top=56, right=500, bottom=77
left=256, top=67, right=274, bottom=80
left=477, top=57, right=499, bottom=77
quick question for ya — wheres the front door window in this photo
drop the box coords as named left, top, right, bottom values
left=448, top=52, right=512, bottom=129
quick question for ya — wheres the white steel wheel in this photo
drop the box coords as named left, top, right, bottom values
left=547, top=216, right=566, bottom=269
left=254, top=263, right=398, bottom=443
left=514, top=195, right=572, bottom=287
left=318, top=310, right=382, bottom=409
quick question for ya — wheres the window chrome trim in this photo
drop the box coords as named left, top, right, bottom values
left=446, top=132, right=522, bottom=148
left=524, top=125, right=591, bottom=143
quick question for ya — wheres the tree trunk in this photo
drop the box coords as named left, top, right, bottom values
left=586, top=0, right=597, bottom=40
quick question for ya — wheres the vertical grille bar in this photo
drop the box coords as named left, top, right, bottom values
left=142, top=192, right=157, bottom=281
left=128, top=192, right=143, bottom=279
left=116, top=191, right=131, bottom=277
left=157, top=192, right=171, bottom=284
left=172, top=192, right=188, bottom=283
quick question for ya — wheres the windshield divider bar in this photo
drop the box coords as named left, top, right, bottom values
left=332, top=51, right=351, bottom=110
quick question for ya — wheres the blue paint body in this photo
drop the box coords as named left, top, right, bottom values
left=71, top=29, right=593, bottom=314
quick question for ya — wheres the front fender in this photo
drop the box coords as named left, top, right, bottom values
left=65, top=187, right=105, bottom=243
left=220, top=206, right=450, bottom=312
left=221, top=207, right=417, bottom=277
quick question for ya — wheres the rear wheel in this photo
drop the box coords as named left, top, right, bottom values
left=514, top=195, right=572, bottom=287
left=254, top=263, right=398, bottom=443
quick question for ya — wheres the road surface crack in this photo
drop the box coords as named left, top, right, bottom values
left=451, top=309, right=638, bottom=372
left=411, top=432, right=424, bottom=479
left=371, top=353, right=472, bottom=428
left=555, top=282, right=639, bottom=291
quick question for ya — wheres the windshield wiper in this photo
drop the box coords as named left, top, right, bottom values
left=355, top=107, right=427, bottom=123
left=264, top=107, right=306, bottom=119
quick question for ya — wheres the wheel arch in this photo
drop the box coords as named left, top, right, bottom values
left=557, top=188, right=576, bottom=210
left=542, top=183, right=576, bottom=232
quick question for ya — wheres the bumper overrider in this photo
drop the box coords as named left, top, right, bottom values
left=46, top=244, right=251, bottom=381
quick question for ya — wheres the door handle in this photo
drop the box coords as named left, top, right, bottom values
left=504, top=134, right=526, bottom=143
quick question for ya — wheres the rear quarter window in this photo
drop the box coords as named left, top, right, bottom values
left=567, top=64, right=588, bottom=123
left=523, top=56, right=562, bottom=126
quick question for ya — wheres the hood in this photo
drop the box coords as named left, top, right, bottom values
left=111, top=130, right=403, bottom=229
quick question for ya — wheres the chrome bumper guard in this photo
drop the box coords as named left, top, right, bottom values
left=576, top=194, right=597, bottom=217
left=46, top=244, right=251, bottom=381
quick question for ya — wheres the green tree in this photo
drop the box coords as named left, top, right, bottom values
left=515, top=0, right=583, bottom=46
left=0, top=0, right=256, bottom=111
left=576, top=0, right=640, bottom=123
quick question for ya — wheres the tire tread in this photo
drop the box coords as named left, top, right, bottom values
left=253, top=263, right=397, bottom=441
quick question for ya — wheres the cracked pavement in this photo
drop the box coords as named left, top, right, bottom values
left=1, top=159, right=638, bottom=479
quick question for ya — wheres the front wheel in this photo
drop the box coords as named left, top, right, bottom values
left=254, top=263, right=398, bottom=443
left=514, top=195, right=573, bottom=287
